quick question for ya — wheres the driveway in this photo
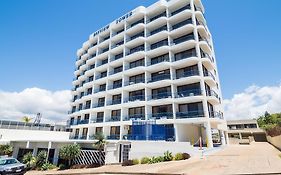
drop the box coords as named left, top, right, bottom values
left=26, top=142, right=281, bottom=175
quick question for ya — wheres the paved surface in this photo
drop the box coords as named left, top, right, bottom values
left=26, top=142, right=281, bottom=175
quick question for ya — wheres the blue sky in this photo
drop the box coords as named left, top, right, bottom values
left=0, top=0, right=281, bottom=99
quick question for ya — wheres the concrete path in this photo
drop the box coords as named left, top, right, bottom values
left=26, top=142, right=281, bottom=175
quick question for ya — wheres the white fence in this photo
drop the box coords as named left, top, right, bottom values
left=74, top=150, right=105, bottom=165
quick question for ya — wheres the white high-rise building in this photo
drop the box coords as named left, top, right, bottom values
left=69, top=0, right=228, bottom=148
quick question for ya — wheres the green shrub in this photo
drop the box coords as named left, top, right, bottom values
left=58, top=164, right=67, bottom=170
left=174, top=153, right=183, bottom=161
left=22, top=152, right=37, bottom=169
left=182, top=153, right=191, bottom=160
left=132, top=159, right=139, bottom=165
left=122, top=160, right=134, bottom=166
left=36, top=151, right=47, bottom=168
left=148, top=156, right=164, bottom=164
left=40, top=162, right=57, bottom=171
left=140, top=157, right=150, bottom=164
left=0, top=144, right=13, bottom=156
left=163, top=151, right=173, bottom=161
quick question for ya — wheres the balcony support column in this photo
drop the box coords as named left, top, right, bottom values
left=204, top=122, right=213, bottom=148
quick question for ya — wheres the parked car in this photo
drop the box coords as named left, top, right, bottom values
left=0, top=157, right=26, bottom=175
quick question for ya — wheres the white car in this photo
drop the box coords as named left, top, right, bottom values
left=0, top=157, right=26, bottom=175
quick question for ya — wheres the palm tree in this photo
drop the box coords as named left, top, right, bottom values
left=22, top=116, right=32, bottom=124
left=93, top=133, right=106, bottom=166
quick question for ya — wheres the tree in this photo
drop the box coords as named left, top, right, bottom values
left=0, top=144, right=13, bottom=156
left=93, top=133, right=107, bottom=166
left=22, top=116, right=32, bottom=123
left=59, top=144, right=81, bottom=168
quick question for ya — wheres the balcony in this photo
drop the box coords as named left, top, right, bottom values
left=107, top=116, right=121, bottom=122
left=148, top=74, right=171, bottom=83
left=125, top=114, right=145, bottom=121
left=176, top=89, right=202, bottom=98
left=150, top=25, right=167, bottom=36
left=95, top=118, right=104, bottom=123
left=209, top=111, right=223, bottom=119
left=206, top=90, right=219, bottom=99
left=127, top=46, right=145, bottom=55
left=172, top=19, right=193, bottom=30
left=124, top=95, right=145, bottom=103
left=108, top=99, right=122, bottom=105
left=173, top=34, right=194, bottom=45
left=148, top=112, right=173, bottom=120
left=150, top=39, right=169, bottom=50
left=148, top=55, right=170, bottom=66
left=107, top=134, right=120, bottom=140
left=174, top=49, right=197, bottom=62
left=128, top=32, right=144, bottom=42
left=176, top=110, right=204, bottom=119
left=147, top=12, right=167, bottom=23
left=77, top=119, right=89, bottom=125
left=149, top=92, right=172, bottom=100
left=92, top=103, right=105, bottom=108
left=124, top=79, right=145, bottom=86
left=176, top=70, right=199, bottom=79
left=108, top=83, right=122, bottom=90
left=203, top=71, right=216, bottom=80
left=128, top=19, right=144, bottom=29
left=171, top=4, right=191, bottom=16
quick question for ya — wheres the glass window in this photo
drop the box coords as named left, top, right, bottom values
left=114, top=66, right=123, bottom=73
left=130, top=58, right=144, bottom=69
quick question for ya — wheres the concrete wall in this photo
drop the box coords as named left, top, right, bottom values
left=129, top=141, right=192, bottom=159
left=267, top=135, right=281, bottom=150
left=0, top=129, right=69, bottom=142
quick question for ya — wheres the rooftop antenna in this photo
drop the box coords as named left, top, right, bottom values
left=33, top=113, right=42, bottom=125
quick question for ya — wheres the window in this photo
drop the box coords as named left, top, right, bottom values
left=173, top=33, right=194, bottom=45
left=113, top=79, right=122, bottom=89
left=151, top=69, right=170, bottom=82
left=149, top=11, right=166, bottom=22
left=78, top=104, right=83, bottom=110
left=115, top=52, right=123, bottom=60
left=152, top=105, right=173, bottom=119
left=85, top=100, right=91, bottom=109
left=129, top=73, right=145, bottom=84
left=101, top=58, right=108, bottom=65
left=98, top=97, right=105, bottom=107
left=112, top=94, right=122, bottom=104
left=129, top=58, right=144, bottom=69
left=87, top=88, right=92, bottom=95
left=178, top=102, right=204, bottom=118
left=172, top=18, right=192, bottom=30
left=104, top=35, right=110, bottom=41
left=174, top=48, right=196, bottom=61
left=114, top=66, right=123, bottom=74
left=101, top=71, right=107, bottom=78
left=176, top=65, right=199, bottom=79
left=129, top=44, right=144, bottom=55
left=116, top=28, right=124, bottom=34
left=110, top=126, right=120, bottom=135
left=97, top=112, right=104, bottom=123
left=82, top=128, right=88, bottom=136
left=130, top=18, right=144, bottom=28
left=84, top=114, right=90, bottom=120
left=177, top=83, right=201, bottom=97
left=80, top=92, right=84, bottom=98
left=100, top=84, right=106, bottom=91
left=152, top=86, right=171, bottom=99
left=130, top=31, right=144, bottom=40
left=96, top=127, right=103, bottom=133
left=151, top=53, right=169, bottom=65
left=129, top=89, right=145, bottom=101
left=151, top=39, right=168, bottom=50
left=150, top=25, right=167, bottom=35
left=129, top=106, right=145, bottom=119
left=112, top=110, right=121, bottom=117
left=171, top=4, right=191, bottom=16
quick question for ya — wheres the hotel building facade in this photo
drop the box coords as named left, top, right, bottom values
left=68, top=0, right=228, bottom=149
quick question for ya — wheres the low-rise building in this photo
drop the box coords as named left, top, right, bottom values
left=227, top=119, right=266, bottom=144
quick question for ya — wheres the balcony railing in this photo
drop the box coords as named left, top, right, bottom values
left=176, top=69, right=199, bottom=79
left=148, top=74, right=171, bottom=83
left=148, top=112, right=173, bottom=119
left=124, top=95, right=145, bottom=103
left=106, top=116, right=121, bottom=122
left=128, top=32, right=144, bottom=42
left=150, top=25, right=167, bottom=36
left=150, top=39, right=169, bottom=50
left=203, top=71, right=216, bottom=80
left=176, top=110, right=205, bottom=119
left=173, top=34, right=194, bottom=45
left=147, top=12, right=166, bottom=23
left=79, top=135, right=87, bottom=140
left=124, top=79, right=145, bottom=86
left=77, top=119, right=89, bottom=125
left=175, top=89, right=202, bottom=98
left=124, top=114, right=145, bottom=121
left=107, top=134, right=120, bottom=140
left=171, top=4, right=191, bottom=16
left=95, top=118, right=104, bottom=123
left=206, top=90, right=219, bottom=99
left=127, top=46, right=145, bottom=55
left=172, top=18, right=193, bottom=30
left=209, top=111, right=223, bottom=119
left=149, top=92, right=172, bottom=100
left=70, top=135, right=79, bottom=140
left=108, top=99, right=122, bottom=105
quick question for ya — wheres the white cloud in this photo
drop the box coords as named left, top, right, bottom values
left=0, top=88, right=71, bottom=124
left=224, top=85, right=281, bottom=120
